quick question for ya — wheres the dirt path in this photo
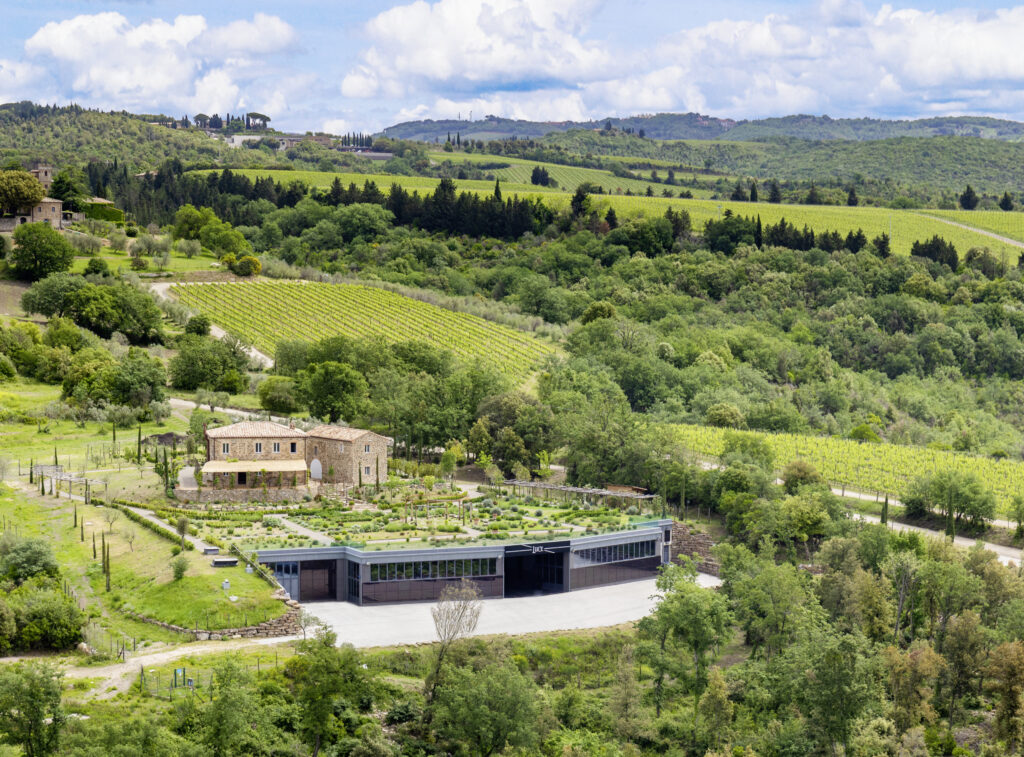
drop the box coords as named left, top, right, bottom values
left=150, top=282, right=273, bottom=368
left=278, top=516, right=333, bottom=546
left=61, top=635, right=297, bottom=696
left=914, top=212, right=1024, bottom=251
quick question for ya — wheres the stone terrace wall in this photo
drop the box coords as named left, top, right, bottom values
left=125, top=597, right=301, bottom=640
left=669, top=522, right=720, bottom=577
left=176, top=487, right=312, bottom=505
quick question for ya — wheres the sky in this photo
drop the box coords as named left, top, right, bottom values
left=2, top=0, right=1024, bottom=133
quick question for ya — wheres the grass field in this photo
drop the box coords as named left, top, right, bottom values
left=69, top=248, right=223, bottom=275
left=0, top=484, right=286, bottom=636
left=0, top=379, right=189, bottom=498
left=170, top=280, right=556, bottom=381
left=424, top=150, right=690, bottom=196
left=673, top=423, right=1024, bottom=516
left=200, top=168, right=1019, bottom=258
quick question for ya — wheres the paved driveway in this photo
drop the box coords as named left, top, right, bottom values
left=310, top=574, right=721, bottom=648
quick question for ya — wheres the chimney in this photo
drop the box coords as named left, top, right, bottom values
left=289, top=420, right=295, bottom=429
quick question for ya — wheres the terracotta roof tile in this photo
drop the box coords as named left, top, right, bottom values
left=205, top=421, right=306, bottom=439
left=306, top=425, right=375, bottom=442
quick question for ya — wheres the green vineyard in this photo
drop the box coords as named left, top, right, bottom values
left=673, top=424, right=1024, bottom=515
left=170, top=281, right=555, bottom=381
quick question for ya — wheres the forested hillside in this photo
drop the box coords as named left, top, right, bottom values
left=542, top=131, right=1024, bottom=197
left=384, top=111, right=1024, bottom=142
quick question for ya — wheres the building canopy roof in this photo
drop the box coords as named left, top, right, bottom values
left=205, top=421, right=306, bottom=439
left=202, top=459, right=308, bottom=473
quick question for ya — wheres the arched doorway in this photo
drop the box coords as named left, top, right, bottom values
left=310, top=459, right=322, bottom=481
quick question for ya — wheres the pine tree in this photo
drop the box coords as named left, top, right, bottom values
left=605, top=207, right=619, bottom=229
left=959, top=184, right=979, bottom=210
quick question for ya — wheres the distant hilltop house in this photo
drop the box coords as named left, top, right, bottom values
left=187, top=420, right=389, bottom=503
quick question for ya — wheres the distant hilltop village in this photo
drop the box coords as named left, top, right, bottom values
left=144, top=110, right=393, bottom=160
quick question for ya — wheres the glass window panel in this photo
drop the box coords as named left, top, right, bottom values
left=455, top=561, right=463, bottom=577
left=370, top=565, right=379, bottom=582
left=471, top=559, right=479, bottom=576
left=448, top=561, right=455, bottom=577
left=404, top=563, right=413, bottom=580
left=430, top=561, right=438, bottom=578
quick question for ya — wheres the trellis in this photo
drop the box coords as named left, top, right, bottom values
left=32, top=465, right=107, bottom=503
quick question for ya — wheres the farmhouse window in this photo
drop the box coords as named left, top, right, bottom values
left=290, top=442, right=297, bottom=453
left=339, top=443, right=344, bottom=452
left=273, top=442, right=280, bottom=453
left=364, top=466, right=371, bottom=476
left=255, top=442, right=263, bottom=453
left=313, top=445, right=318, bottom=455
left=222, top=443, right=229, bottom=454
left=364, top=444, right=371, bottom=453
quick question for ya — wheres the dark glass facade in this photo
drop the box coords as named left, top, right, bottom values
left=368, top=558, right=498, bottom=582
left=570, top=556, right=662, bottom=590
left=574, top=539, right=656, bottom=566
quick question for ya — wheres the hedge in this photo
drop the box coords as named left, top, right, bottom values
left=83, top=203, right=125, bottom=223
left=104, top=499, right=195, bottom=550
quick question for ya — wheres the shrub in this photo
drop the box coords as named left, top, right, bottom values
left=10, top=223, right=74, bottom=281
left=0, top=538, right=59, bottom=585
left=171, top=555, right=188, bottom=581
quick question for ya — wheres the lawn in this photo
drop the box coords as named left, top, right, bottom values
left=0, top=484, right=287, bottom=635
left=68, top=247, right=223, bottom=275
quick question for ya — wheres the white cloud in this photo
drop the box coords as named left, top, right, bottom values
left=20, top=11, right=297, bottom=116
left=362, top=0, right=1024, bottom=125
left=344, top=0, right=610, bottom=98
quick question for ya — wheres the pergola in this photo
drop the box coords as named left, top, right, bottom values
left=32, top=465, right=107, bottom=503
left=501, top=479, right=656, bottom=505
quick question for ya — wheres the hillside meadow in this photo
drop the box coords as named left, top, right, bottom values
left=197, top=168, right=1020, bottom=258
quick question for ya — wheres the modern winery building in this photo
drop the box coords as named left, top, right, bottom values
left=257, top=519, right=677, bottom=605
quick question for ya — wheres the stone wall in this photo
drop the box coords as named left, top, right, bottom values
left=669, top=522, right=720, bottom=576
left=124, top=596, right=302, bottom=640
left=176, top=486, right=312, bottom=505
left=209, top=436, right=305, bottom=462
left=308, top=433, right=388, bottom=485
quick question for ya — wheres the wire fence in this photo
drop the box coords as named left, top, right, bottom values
left=137, top=653, right=284, bottom=700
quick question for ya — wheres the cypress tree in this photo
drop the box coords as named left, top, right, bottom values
left=605, top=207, right=618, bottom=229
left=93, top=532, right=96, bottom=559
left=749, top=180, right=758, bottom=203
left=493, top=179, right=501, bottom=203
left=74, top=502, right=77, bottom=528
left=54, top=447, right=58, bottom=467
left=1000, top=191, right=1014, bottom=211
left=768, top=179, right=782, bottom=204
left=101, top=533, right=106, bottom=570
left=137, top=425, right=142, bottom=463
left=847, top=186, right=859, bottom=206
left=881, top=494, right=888, bottom=525
left=754, top=216, right=763, bottom=248
left=29, top=460, right=33, bottom=484
left=80, top=523, right=84, bottom=542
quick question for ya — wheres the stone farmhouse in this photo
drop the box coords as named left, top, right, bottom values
left=0, top=166, right=72, bottom=232
left=188, top=420, right=389, bottom=502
